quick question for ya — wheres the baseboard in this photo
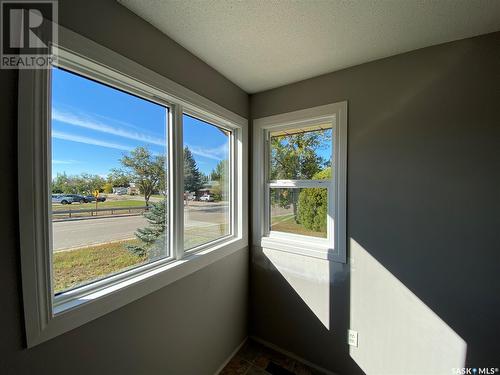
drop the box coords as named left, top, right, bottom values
left=250, top=336, right=338, bottom=375
left=214, top=337, right=248, bottom=375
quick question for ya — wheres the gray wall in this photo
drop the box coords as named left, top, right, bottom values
left=250, top=32, right=500, bottom=374
left=0, top=1, right=248, bottom=374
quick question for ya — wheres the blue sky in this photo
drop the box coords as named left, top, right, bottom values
left=51, top=67, right=229, bottom=178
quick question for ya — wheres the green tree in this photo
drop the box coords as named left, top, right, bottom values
left=200, top=172, right=209, bottom=185
left=210, top=160, right=225, bottom=181
left=270, top=129, right=331, bottom=220
left=297, top=167, right=331, bottom=233
left=184, top=147, right=204, bottom=193
left=77, top=173, right=106, bottom=194
left=270, top=130, right=330, bottom=180
left=210, top=159, right=228, bottom=201
left=52, top=172, right=70, bottom=193
left=119, top=146, right=165, bottom=206
left=51, top=173, right=105, bottom=194
left=107, top=168, right=131, bottom=187
left=126, top=200, right=166, bottom=259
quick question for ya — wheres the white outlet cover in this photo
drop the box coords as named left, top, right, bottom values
left=348, top=329, right=358, bottom=347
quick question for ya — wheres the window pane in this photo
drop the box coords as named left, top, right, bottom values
left=270, top=188, right=327, bottom=238
left=270, top=126, right=332, bottom=180
left=183, top=114, right=231, bottom=250
left=51, top=67, right=169, bottom=294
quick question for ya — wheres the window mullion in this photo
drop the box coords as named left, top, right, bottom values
left=264, top=130, right=271, bottom=235
left=170, top=104, right=185, bottom=260
left=268, top=180, right=331, bottom=188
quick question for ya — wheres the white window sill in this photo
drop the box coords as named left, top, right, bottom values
left=260, top=235, right=339, bottom=261
left=31, top=237, right=247, bottom=347
left=53, top=235, right=236, bottom=314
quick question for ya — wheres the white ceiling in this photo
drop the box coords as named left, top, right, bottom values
left=119, top=0, right=500, bottom=93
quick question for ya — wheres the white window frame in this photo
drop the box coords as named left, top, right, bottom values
left=18, top=25, right=248, bottom=347
left=253, top=102, right=347, bottom=263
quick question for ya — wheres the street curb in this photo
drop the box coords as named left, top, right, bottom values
left=52, top=212, right=144, bottom=223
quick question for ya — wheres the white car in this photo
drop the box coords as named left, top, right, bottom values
left=199, top=194, right=214, bottom=202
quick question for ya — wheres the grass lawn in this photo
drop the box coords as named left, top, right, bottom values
left=53, top=240, right=144, bottom=293
left=53, top=223, right=230, bottom=293
left=52, top=199, right=147, bottom=211
left=271, top=214, right=326, bottom=238
left=184, top=223, right=230, bottom=250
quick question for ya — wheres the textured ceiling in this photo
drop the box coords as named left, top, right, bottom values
left=119, top=0, right=500, bottom=93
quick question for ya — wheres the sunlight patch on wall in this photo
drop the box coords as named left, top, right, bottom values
left=349, top=239, right=467, bottom=374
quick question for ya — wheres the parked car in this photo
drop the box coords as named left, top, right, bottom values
left=199, top=194, right=214, bottom=202
left=85, top=195, right=107, bottom=202
left=64, top=194, right=90, bottom=203
left=185, top=192, right=196, bottom=201
left=51, top=194, right=74, bottom=205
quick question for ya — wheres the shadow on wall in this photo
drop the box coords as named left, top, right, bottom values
left=263, top=248, right=331, bottom=330
left=253, top=242, right=466, bottom=375
left=251, top=244, right=361, bottom=374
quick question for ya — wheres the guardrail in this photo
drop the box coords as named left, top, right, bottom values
left=52, top=206, right=148, bottom=219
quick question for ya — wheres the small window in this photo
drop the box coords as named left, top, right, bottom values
left=254, top=102, right=347, bottom=262
left=50, top=67, right=169, bottom=294
left=268, top=125, right=333, bottom=240
left=183, top=114, right=231, bottom=250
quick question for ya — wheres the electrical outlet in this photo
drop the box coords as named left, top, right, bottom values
left=348, top=330, right=358, bottom=347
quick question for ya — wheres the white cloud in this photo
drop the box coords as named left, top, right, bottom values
left=52, top=108, right=228, bottom=160
left=52, top=159, right=79, bottom=164
left=186, top=143, right=228, bottom=161
left=52, top=130, right=133, bottom=151
left=52, top=108, right=165, bottom=146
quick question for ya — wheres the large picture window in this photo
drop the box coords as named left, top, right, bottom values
left=51, top=67, right=169, bottom=294
left=45, top=63, right=237, bottom=301
left=18, top=27, right=246, bottom=347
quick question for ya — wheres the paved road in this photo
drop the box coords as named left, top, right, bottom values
left=52, top=204, right=228, bottom=251
left=53, top=216, right=148, bottom=251
left=184, top=203, right=229, bottom=223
